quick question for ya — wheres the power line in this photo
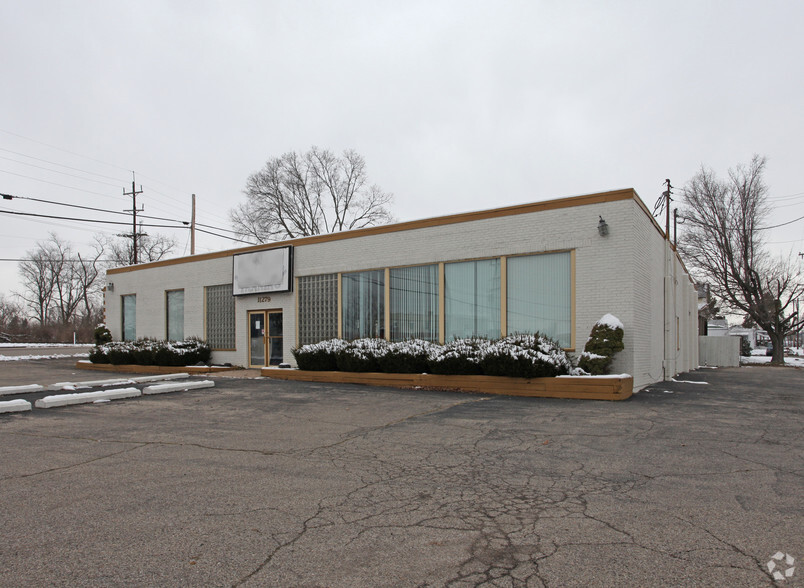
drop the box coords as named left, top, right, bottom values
left=0, top=168, right=125, bottom=200
left=0, top=208, right=189, bottom=229
left=0, top=154, right=124, bottom=188
left=0, top=128, right=131, bottom=173
left=194, top=226, right=254, bottom=244
left=2, top=190, right=247, bottom=238
left=0, top=146, right=125, bottom=183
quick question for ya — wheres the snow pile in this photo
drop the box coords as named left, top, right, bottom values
left=0, top=353, right=89, bottom=362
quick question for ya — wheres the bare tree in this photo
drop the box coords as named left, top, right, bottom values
left=0, top=294, right=26, bottom=342
left=679, top=155, right=803, bottom=364
left=230, top=147, right=394, bottom=242
left=103, top=230, right=177, bottom=267
left=17, top=233, right=106, bottom=327
left=18, top=236, right=59, bottom=325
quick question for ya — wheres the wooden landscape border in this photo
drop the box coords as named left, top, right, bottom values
left=262, top=369, right=633, bottom=401
left=75, top=362, right=239, bottom=375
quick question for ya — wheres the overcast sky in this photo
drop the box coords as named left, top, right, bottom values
left=1, top=0, right=802, bottom=303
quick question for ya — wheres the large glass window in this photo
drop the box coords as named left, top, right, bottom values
left=445, top=259, right=500, bottom=340
left=507, top=251, right=571, bottom=347
left=205, top=284, right=235, bottom=350
left=121, top=294, right=136, bottom=341
left=298, top=274, right=338, bottom=346
left=342, top=270, right=385, bottom=340
left=166, top=289, right=184, bottom=341
left=390, top=264, right=439, bottom=342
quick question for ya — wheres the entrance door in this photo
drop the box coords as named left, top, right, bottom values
left=248, top=310, right=283, bottom=367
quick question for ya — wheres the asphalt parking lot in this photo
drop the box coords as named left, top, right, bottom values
left=1, top=359, right=801, bottom=587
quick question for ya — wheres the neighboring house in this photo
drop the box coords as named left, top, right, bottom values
left=104, top=188, right=698, bottom=391
left=706, top=318, right=730, bottom=336
left=696, top=282, right=718, bottom=335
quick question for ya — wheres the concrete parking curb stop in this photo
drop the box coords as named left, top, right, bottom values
left=0, top=384, right=45, bottom=396
left=142, top=380, right=215, bottom=395
left=35, top=388, right=141, bottom=409
left=0, top=399, right=32, bottom=413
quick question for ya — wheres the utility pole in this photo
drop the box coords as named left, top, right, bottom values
left=673, top=208, right=678, bottom=247
left=190, top=193, right=196, bottom=255
left=664, top=179, right=673, bottom=240
left=123, top=172, right=144, bottom=264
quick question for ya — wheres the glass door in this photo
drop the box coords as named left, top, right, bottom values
left=248, top=310, right=283, bottom=367
left=249, top=311, right=266, bottom=367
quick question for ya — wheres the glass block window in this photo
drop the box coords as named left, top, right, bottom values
left=205, top=284, right=235, bottom=350
left=445, top=258, right=500, bottom=340
left=166, top=289, right=184, bottom=341
left=342, top=270, right=385, bottom=340
left=390, top=264, right=438, bottom=341
left=507, top=251, right=571, bottom=347
left=121, top=294, right=136, bottom=341
left=298, top=274, right=338, bottom=346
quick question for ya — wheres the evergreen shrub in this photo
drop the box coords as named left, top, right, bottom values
left=577, top=314, right=625, bottom=375
left=480, top=334, right=573, bottom=378
left=336, top=338, right=388, bottom=372
left=291, top=339, right=346, bottom=371
left=378, top=340, right=435, bottom=373
left=426, top=338, right=488, bottom=375
left=89, top=338, right=211, bottom=366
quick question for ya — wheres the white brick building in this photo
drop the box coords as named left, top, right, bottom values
left=104, top=189, right=698, bottom=390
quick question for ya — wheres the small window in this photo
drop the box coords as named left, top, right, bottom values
left=166, top=290, right=184, bottom=341
left=122, top=294, right=136, bottom=341
left=298, top=274, right=338, bottom=346
left=205, top=284, right=235, bottom=350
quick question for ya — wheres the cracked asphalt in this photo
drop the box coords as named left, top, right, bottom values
left=0, top=360, right=802, bottom=587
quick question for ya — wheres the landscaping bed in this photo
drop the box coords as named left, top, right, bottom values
left=263, top=369, right=633, bottom=400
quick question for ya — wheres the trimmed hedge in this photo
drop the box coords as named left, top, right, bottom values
left=293, top=334, right=580, bottom=377
left=89, top=338, right=211, bottom=366
left=578, top=314, right=625, bottom=375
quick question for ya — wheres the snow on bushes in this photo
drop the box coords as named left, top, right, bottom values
left=336, top=338, right=389, bottom=372
left=481, top=334, right=574, bottom=378
left=89, top=338, right=211, bottom=366
left=293, top=334, right=576, bottom=377
left=292, top=338, right=347, bottom=371
left=578, top=314, right=624, bottom=375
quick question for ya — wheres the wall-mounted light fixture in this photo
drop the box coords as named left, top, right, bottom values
left=107, top=282, right=114, bottom=292
left=598, top=216, right=609, bottom=237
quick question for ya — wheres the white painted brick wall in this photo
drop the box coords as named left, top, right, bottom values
left=106, top=195, right=698, bottom=385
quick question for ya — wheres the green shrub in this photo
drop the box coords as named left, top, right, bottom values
left=336, top=339, right=388, bottom=372
left=93, top=324, right=112, bottom=346
left=740, top=336, right=752, bottom=357
left=578, top=314, right=625, bottom=375
left=88, top=346, right=111, bottom=364
left=291, top=339, right=346, bottom=371
left=480, top=334, right=572, bottom=378
left=89, top=338, right=211, bottom=366
left=378, top=340, right=435, bottom=373
left=427, top=338, right=488, bottom=375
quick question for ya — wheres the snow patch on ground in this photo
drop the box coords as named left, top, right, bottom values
left=0, top=353, right=89, bottom=362
left=669, top=378, right=708, bottom=385
left=741, top=355, right=804, bottom=367
left=0, top=343, right=93, bottom=348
